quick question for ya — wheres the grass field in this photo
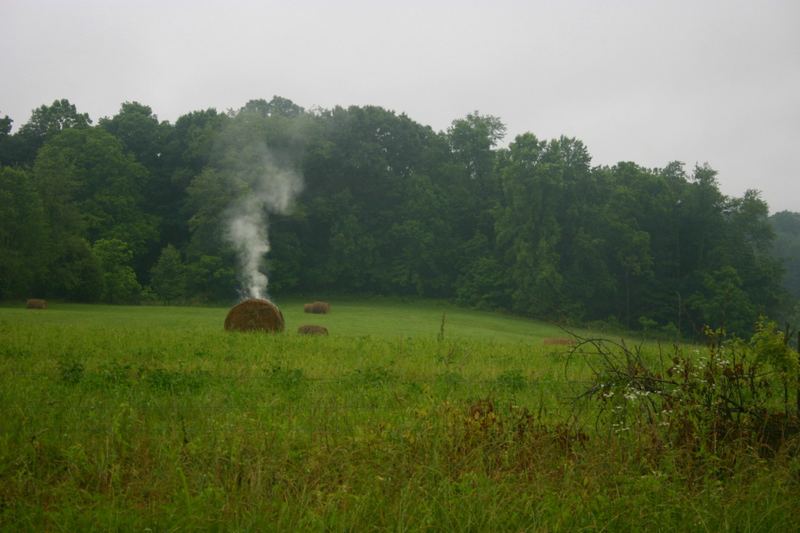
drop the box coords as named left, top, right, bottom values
left=2, top=297, right=591, bottom=341
left=1, top=300, right=798, bottom=531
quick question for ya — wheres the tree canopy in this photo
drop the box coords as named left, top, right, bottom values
left=0, top=96, right=794, bottom=337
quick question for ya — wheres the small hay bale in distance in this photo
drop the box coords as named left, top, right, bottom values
left=542, top=337, right=576, bottom=346
left=297, top=324, right=329, bottom=336
left=26, top=299, right=47, bottom=309
left=224, top=298, right=285, bottom=333
left=303, top=301, right=330, bottom=314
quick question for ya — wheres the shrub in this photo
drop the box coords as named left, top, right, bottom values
left=570, top=319, right=800, bottom=456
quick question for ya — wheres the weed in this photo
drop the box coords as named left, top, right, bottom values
left=58, top=360, right=84, bottom=384
left=96, top=361, right=133, bottom=386
left=435, top=344, right=460, bottom=365
left=350, top=366, right=396, bottom=387
left=437, top=311, right=447, bottom=342
left=495, top=369, right=527, bottom=392
left=0, top=345, right=30, bottom=358
left=140, top=366, right=208, bottom=393
left=436, top=370, right=464, bottom=388
left=268, top=365, right=307, bottom=390
left=571, top=320, right=800, bottom=458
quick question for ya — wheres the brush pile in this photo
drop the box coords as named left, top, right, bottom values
left=224, top=298, right=285, bottom=332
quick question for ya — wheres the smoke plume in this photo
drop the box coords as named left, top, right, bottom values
left=220, top=132, right=303, bottom=300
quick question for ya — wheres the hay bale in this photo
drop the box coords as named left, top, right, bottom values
left=26, top=299, right=47, bottom=309
left=297, top=324, right=329, bottom=336
left=224, top=298, right=285, bottom=333
left=303, top=301, right=330, bottom=314
left=542, top=337, right=576, bottom=346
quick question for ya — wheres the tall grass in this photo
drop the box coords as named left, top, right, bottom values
left=1, top=303, right=798, bottom=530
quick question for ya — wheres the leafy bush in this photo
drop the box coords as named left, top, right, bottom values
left=571, top=319, right=799, bottom=455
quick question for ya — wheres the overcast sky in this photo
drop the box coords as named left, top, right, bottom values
left=2, top=0, right=798, bottom=212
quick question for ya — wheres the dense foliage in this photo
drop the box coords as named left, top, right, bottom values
left=1, top=98, right=796, bottom=336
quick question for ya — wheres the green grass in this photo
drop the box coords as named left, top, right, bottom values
left=1, top=300, right=798, bottom=531
left=1, top=297, right=589, bottom=341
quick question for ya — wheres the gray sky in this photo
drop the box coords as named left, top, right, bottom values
left=3, top=0, right=799, bottom=212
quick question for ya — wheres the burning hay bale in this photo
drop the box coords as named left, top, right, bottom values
left=297, top=324, right=329, bottom=336
left=224, top=298, right=285, bottom=333
left=542, top=337, right=576, bottom=346
left=26, top=299, right=47, bottom=309
left=303, top=301, right=330, bottom=314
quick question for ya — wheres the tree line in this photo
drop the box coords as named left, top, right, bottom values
left=1, top=97, right=797, bottom=336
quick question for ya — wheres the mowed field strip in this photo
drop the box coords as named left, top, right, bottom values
left=2, top=298, right=591, bottom=341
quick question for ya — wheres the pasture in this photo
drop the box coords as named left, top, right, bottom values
left=1, top=300, right=798, bottom=531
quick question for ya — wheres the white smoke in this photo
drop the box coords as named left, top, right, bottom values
left=224, top=150, right=303, bottom=300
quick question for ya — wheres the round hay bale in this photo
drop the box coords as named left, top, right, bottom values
left=297, top=324, right=329, bottom=336
left=303, top=301, right=330, bottom=314
left=224, top=298, right=285, bottom=333
left=26, top=298, right=47, bottom=309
